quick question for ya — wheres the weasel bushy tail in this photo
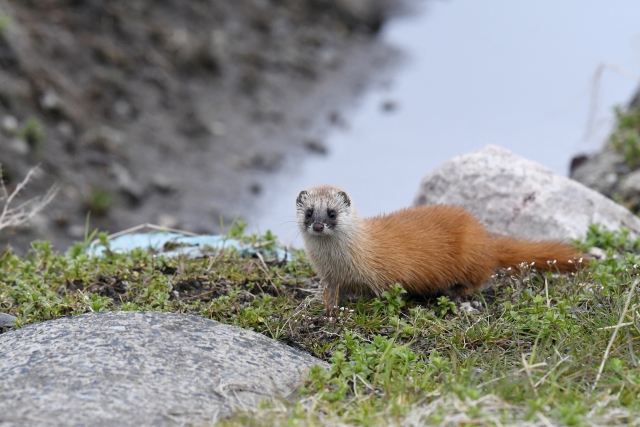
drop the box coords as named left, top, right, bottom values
left=492, top=237, right=581, bottom=272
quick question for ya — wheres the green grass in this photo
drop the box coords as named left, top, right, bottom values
left=0, top=15, right=10, bottom=39
left=22, top=117, right=45, bottom=150
left=86, top=188, right=112, bottom=217
left=611, top=105, right=640, bottom=169
left=1, top=225, right=640, bottom=425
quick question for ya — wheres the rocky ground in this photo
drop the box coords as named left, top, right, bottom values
left=0, top=0, right=400, bottom=254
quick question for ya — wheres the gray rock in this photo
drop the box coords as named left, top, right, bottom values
left=151, top=173, right=178, bottom=194
left=414, top=145, right=640, bottom=240
left=570, top=145, right=628, bottom=196
left=56, top=121, right=75, bottom=141
left=0, top=311, right=326, bottom=427
left=39, top=90, right=62, bottom=113
left=303, top=137, right=328, bottom=155
left=113, top=99, right=133, bottom=119
left=7, top=137, right=29, bottom=155
left=211, top=120, right=227, bottom=137
left=156, top=213, right=180, bottom=229
left=0, top=312, right=16, bottom=328
left=81, top=125, right=124, bottom=153
left=111, top=163, right=145, bottom=203
left=66, top=224, right=86, bottom=239
left=1, top=115, right=19, bottom=133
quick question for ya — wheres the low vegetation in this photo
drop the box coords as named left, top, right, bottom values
left=611, top=105, right=640, bottom=169
left=1, top=224, right=640, bottom=425
left=22, top=117, right=46, bottom=151
left=86, top=188, right=112, bottom=217
left=0, top=15, right=10, bottom=39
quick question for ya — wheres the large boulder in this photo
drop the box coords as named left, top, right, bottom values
left=414, top=145, right=640, bottom=240
left=0, top=311, right=326, bottom=427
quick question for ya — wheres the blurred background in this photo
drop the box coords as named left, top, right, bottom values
left=0, top=0, right=639, bottom=253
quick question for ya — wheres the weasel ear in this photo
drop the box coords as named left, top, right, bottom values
left=337, top=191, right=351, bottom=207
left=296, top=190, right=308, bottom=206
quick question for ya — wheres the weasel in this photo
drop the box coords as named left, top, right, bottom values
left=296, top=185, right=584, bottom=315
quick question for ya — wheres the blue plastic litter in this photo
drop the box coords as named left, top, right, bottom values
left=90, top=232, right=291, bottom=261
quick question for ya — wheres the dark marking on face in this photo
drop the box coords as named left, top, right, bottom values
left=337, top=191, right=350, bottom=207
left=302, top=206, right=339, bottom=233
left=325, top=209, right=338, bottom=228
left=296, top=190, right=308, bottom=207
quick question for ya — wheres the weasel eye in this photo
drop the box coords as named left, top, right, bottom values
left=305, top=209, right=313, bottom=218
left=328, top=210, right=336, bottom=219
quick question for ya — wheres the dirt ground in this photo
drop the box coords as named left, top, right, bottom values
left=0, top=0, right=401, bottom=254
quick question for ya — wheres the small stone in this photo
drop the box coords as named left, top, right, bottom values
left=320, top=47, right=339, bottom=68
left=211, top=30, right=228, bottom=53
left=588, top=247, right=606, bottom=260
left=82, top=125, right=124, bottom=153
left=111, top=163, right=145, bottom=203
left=231, top=152, right=284, bottom=172
left=211, top=121, right=227, bottom=136
left=328, top=110, right=341, bottom=124
left=249, top=183, right=262, bottom=195
left=179, top=110, right=211, bottom=137
left=303, top=138, right=328, bottom=155
left=156, top=214, right=179, bottom=229
left=57, top=121, right=75, bottom=140
left=67, top=225, right=86, bottom=239
left=100, top=126, right=124, bottom=146
left=381, top=99, right=397, bottom=112
left=1, top=115, right=18, bottom=133
left=39, top=90, right=62, bottom=112
left=55, top=212, right=69, bottom=228
left=151, top=173, right=177, bottom=194
left=0, top=313, right=16, bottom=328
left=8, top=137, right=29, bottom=155
left=460, top=302, right=477, bottom=314
left=113, top=100, right=133, bottom=119
left=569, top=306, right=589, bottom=314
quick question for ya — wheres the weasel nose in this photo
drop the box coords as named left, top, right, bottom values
left=312, top=223, right=324, bottom=232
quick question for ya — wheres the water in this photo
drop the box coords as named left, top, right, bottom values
left=252, top=0, right=640, bottom=246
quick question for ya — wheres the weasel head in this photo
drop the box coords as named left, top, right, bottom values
left=295, top=185, right=357, bottom=238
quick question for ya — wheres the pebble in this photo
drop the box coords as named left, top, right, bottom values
left=303, top=137, right=328, bottom=154
left=459, top=302, right=478, bottom=314
left=1, top=115, right=18, bottom=133
left=8, top=137, right=29, bottom=155
left=39, top=90, right=62, bottom=112
left=156, top=214, right=179, bottom=229
left=0, top=313, right=16, bottom=328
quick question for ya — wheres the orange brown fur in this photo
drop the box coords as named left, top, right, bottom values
left=296, top=185, right=584, bottom=315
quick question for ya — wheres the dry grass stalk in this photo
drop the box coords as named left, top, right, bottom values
left=0, top=165, right=58, bottom=232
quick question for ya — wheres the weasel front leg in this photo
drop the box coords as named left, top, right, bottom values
left=324, top=281, right=341, bottom=317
